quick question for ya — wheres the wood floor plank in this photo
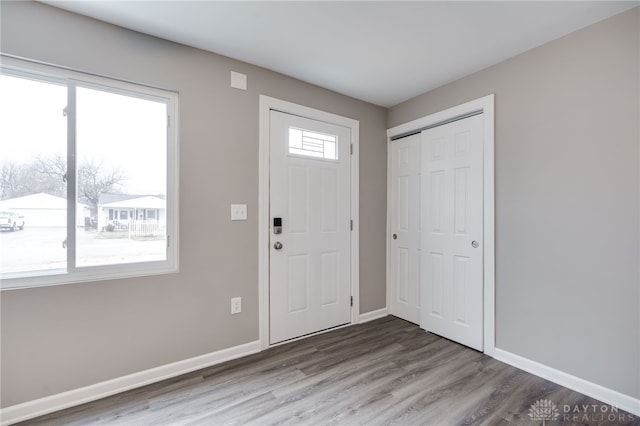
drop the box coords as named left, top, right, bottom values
left=16, top=317, right=639, bottom=426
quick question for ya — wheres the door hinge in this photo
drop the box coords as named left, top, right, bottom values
left=167, top=235, right=170, bottom=248
left=167, top=115, right=171, bottom=129
left=350, top=144, right=353, bottom=155
left=350, top=220, right=353, bottom=230
left=350, top=296, right=353, bottom=307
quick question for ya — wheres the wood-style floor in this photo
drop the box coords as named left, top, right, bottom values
left=18, top=316, right=638, bottom=425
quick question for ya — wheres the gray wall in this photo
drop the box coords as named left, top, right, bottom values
left=390, top=8, right=640, bottom=399
left=0, top=1, right=388, bottom=407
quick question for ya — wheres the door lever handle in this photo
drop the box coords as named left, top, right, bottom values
left=274, top=242, right=283, bottom=250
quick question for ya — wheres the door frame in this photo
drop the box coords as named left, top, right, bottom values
left=258, top=95, right=360, bottom=350
left=386, top=94, right=495, bottom=355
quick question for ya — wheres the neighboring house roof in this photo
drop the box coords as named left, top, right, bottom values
left=100, top=195, right=166, bottom=209
left=0, top=193, right=88, bottom=210
left=99, top=193, right=144, bottom=205
left=99, top=193, right=165, bottom=205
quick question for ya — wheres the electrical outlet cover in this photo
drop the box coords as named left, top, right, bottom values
left=231, top=297, right=242, bottom=314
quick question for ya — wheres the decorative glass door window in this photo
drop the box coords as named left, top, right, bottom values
left=288, top=127, right=338, bottom=160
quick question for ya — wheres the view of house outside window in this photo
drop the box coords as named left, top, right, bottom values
left=75, top=86, right=168, bottom=268
left=0, top=63, right=178, bottom=288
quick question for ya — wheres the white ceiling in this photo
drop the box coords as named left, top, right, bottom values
left=44, top=1, right=638, bottom=107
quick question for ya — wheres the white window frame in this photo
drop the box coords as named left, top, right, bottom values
left=0, top=57, right=179, bottom=290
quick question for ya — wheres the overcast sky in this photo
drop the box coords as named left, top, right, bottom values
left=0, top=73, right=167, bottom=195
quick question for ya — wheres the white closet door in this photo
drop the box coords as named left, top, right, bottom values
left=389, top=133, right=421, bottom=324
left=420, top=114, right=484, bottom=351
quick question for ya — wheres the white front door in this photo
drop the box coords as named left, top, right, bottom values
left=389, top=133, right=421, bottom=324
left=420, top=114, right=484, bottom=351
left=269, top=110, right=352, bottom=344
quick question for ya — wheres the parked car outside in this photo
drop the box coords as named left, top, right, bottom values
left=0, top=211, right=25, bottom=231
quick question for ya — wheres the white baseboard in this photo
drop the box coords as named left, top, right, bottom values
left=493, top=348, right=640, bottom=417
left=358, top=307, right=388, bottom=323
left=0, top=340, right=261, bottom=426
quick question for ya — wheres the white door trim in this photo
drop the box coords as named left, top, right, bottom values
left=259, top=95, right=360, bottom=350
left=386, top=94, right=495, bottom=355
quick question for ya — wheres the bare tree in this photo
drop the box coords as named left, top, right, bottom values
left=34, top=154, right=66, bottom=181
left=0, top=162, right=20, bottom=200
left=33, top=154, right=67, bottom=197
left=0, top=155, right=125, bottom=211
left=0, top=162, right=25, bottom=199
left=78, top=159, right=125, bottom=212
left=0, top=160, right=64, bottom=200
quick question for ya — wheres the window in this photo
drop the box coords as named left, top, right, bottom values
left=0, top=58, right=178, bottom=289
left=288, top=127, right=338, bottom=160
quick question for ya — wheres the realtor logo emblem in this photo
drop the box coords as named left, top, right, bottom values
left=528, top=399, right=559, bottom=425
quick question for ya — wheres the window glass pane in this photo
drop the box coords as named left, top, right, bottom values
left=76, top=86, right=167, bottom=267
left=0, top=74, right=67, bottom=276
left=289, top=128, right=302, bottom=149
left=288, top=127, right=338, bottom=160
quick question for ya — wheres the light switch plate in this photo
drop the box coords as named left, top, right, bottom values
left=231, top=204, right=247, bottom=221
